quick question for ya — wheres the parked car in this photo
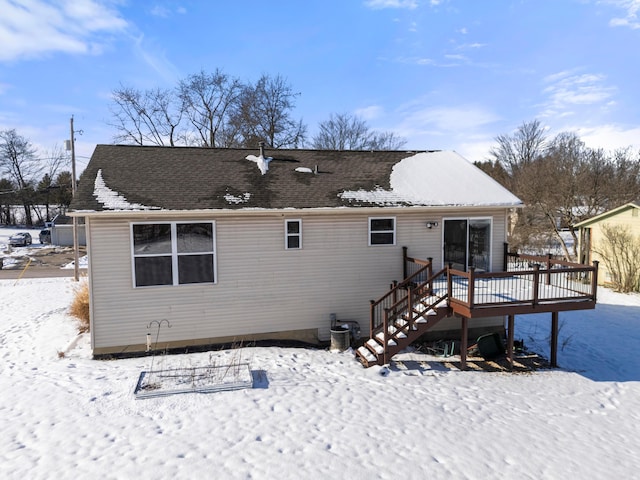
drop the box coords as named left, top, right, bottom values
left=9, top=232, right=32, bottom=247
left=39, top=229, right=51, bottom=244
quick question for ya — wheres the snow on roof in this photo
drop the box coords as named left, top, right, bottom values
left=224, top=192, right=251, bottom=204
left=340, top=151, right=522, bottom=207
left=245, top=154, right=273, bottom=175
left=93, top=169, right=159, bottom=211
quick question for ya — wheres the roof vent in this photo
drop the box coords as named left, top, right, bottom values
left=246, top=141, right=272, bottom=175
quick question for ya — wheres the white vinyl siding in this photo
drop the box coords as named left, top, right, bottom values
left=87, top=208, right=510, bottom=352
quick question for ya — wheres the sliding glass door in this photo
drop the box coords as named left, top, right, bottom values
left=443, top=218, right=491, bottom=271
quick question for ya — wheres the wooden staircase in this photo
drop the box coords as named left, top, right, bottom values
left=356, top=266, right=451, bottom=367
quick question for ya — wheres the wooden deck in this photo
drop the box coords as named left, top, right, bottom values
left=356, top=250, right=598, bottom=368
left=444, top=259, right=597, bottom=318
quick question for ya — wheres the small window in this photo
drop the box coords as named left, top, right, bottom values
left=132, top=221, right=216, bottom=287
left=369, top=217, right=395, bottom=246
left=285, top=219, right=302, bottom=249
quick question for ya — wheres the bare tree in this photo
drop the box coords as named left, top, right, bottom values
left=110, top=85, right=182, bottom=146
left=593, top=224, right=640, bottom=292
left=368, top=130, right=407, bottom=150
left=489, top=119, right=547, bottom=180
left=0, top=129, right=40, bottom=225
left=178, top=69, right=243, bottom=147
left=235, top=74, right=307, bottom=148
left=312, top=112, right=405, bottom=150
left=487, top=120, right=640, bottom=260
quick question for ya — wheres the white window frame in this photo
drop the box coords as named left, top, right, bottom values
left=285, top=219, right=302, bottom=250
left=368, top=216, right=396, bottom=246
left=130, top=220, right=217, bottom=288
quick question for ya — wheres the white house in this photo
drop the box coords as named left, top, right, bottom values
left=72, top=144, right=593, bottom=365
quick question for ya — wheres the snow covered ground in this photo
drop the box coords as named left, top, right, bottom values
left=0, top=226, right=87, bottom=269
left=1, top=277, right=639, bottom=479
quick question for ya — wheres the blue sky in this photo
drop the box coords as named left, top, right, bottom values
left=1, top=0, right=639, bottom=172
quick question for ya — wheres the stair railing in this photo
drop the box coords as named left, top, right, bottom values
left=370, top=261, right=432, bottom=336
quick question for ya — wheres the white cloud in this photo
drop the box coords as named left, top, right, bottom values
left=539, top=70, right=616, bottom=117
left=363, top=0, right=418, bottom=9
left=355, top=105, right=383, bottom=120
left=150, top=5, right=170, bottom=18
left=570, top=123, right=640, bottom=151
left=457, top=42, right=487, bottom=49
left=390, top=102, right=501, bottom=161
left=398, top=104, right=500, bottom=134
left=0, top=0, right=128, bottom=61
left=606, top=0, right=640, bottom=29
left=132, top=34, right=181, bottom=84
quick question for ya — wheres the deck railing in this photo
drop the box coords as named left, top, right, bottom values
left=369, top=255, right=437, bottom=336
left=370, top=249, right=598, bottom=335
left=448, top=253, right=598, bottom=312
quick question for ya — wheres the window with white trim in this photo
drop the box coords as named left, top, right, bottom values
left=369, top=217, right=396, bottom=245
left=131, top=221, right=216, bottom=287
left=285, top=219, right=302, bottom=249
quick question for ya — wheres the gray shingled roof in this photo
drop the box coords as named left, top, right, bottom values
left=70, top=145, right=432, bottom=212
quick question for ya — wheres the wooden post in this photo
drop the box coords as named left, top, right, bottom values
left=383, top=309, right=390, bottom=364
left=507, top=315, right=515, bottom=370
left=369, top=300, right=375, bottom=338
left=407, top=286, right=413, bottom=331
left=503, top=242, right=509, bottom=271
left=550, top=311, right=559, bottom=368
left=468, top=266, right=475, bottom=310
left=591, top=260, right=599, bottom=301
left=460, top=316, right=468, bottom=371
left=532, top=264, right=540, bottom=307
left=546, top=253, right=553, bottom=284
left=402, top=246, right=408, bottom=280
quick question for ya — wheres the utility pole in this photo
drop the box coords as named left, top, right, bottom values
left=70, top=116, right=79, bottom=282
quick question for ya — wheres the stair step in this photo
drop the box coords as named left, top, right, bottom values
left=375, top=332, right=398, bottom=345
left=356, top=346, right=377, bottom=363
left=401, top=313, right=429, bottom=325
left=366, top=338, right=384, bottom=354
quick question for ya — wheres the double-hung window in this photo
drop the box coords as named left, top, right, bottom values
left=369, top=217, right=395, bottom=246
left=132, top=221, right=216, bottom=287
left=285, top=219, right=302, bottom=249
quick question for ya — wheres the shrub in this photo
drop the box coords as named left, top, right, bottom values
left=69, top=279, right=90, bottom=333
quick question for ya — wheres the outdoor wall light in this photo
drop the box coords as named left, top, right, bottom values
left=425, top=221, right=439, bottom=229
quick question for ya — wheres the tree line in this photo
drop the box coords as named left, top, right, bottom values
left=109, top=69, right=406, bottom=150
left=0, top=129, right=73, bottom=226
left=476, top=119, right=640, bottom=262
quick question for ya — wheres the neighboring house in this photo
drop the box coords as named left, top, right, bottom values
left=69, top=145, right=597, bottom=367
left=574, top=201, right=640, bottom=286
left=50, top=214, right=86, bottom=246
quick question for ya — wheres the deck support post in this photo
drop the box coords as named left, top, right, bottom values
left=550, top=311, right=559, bottom=368
left=460, top=316, right=468, bottom=371
left=507, top=315, right=515, bottom=370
